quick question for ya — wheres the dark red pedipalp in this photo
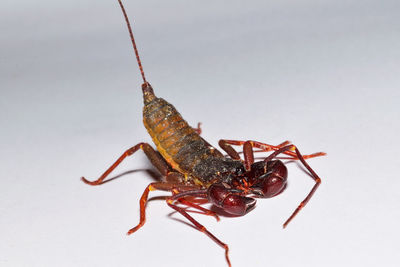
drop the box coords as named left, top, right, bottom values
left=205, top=159, right=288, bottom=216
left=207, top=183, right=256, bottom=216
left=249, top=160, right=288, bottom=198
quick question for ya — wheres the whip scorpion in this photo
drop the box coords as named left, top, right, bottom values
left=82, top=1, right=326, bottom=266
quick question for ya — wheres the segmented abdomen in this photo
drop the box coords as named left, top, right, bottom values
left=143, top=97, right=221, bottom=179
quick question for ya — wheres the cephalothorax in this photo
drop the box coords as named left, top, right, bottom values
left=82, top=1, right=325, bottom=266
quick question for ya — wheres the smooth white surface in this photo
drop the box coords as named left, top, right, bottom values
left=1, top=0, right=400, bottom=266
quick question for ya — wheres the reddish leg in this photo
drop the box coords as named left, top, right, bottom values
left=263, top=145, right=322, bottom=228
left=193, top=122, right=202, bottom=135
left=277, top=140, right=291, bottom=147
left=219, top=139, right=292, bottom=168
left=219, top=139, right=290, bottom=161
left=283, top=146, right=322, bottom=228
left=248, top=141, right=291, bottom=154
left=167, top=178, right=219, bottom=220
left=167, top=191, right=231, bottom=267
left=177, top=198, right=220, bottom=221
left=130, top=185, right=228, bottom=264
left=221, top=139, right=297, bottom=159
left=220, top=139, right=326, bottom=160
left=251, top=140, right=326, bottom=159
left=127, top=180, right=202, bottom=234
left=81, top=143, right=171, bottom=185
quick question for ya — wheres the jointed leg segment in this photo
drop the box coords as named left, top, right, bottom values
left=126, top=181, right=201, bottom=234
left=127, top=177, right=218, bottom=235
left=282, top=146, right=322, bottom=228
left=167, top=191, right=231, bottom=267
left=219, top=139, right=326, bottom=161
left=127, top=183, right=230, bottom=265
left=81, top=143, right=170, bottom=185
left=262, top=144, right=322, bottom=228
left=177, top=198, right=220, bottom=221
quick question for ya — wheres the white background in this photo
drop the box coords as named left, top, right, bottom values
left=1, top=0, right=400, bottom=266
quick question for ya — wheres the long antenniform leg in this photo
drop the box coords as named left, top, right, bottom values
left=219, top=139, right=291, bottom=161
left=219, top=139, right=326, bottom=160
left=264, top=145, right=322, bottom=228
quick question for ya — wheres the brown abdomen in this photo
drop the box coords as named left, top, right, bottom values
left=143, top=97, right=220, bottom=177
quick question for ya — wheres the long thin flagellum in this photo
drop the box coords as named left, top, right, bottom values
left=117, top=0, right=147, bottom=83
